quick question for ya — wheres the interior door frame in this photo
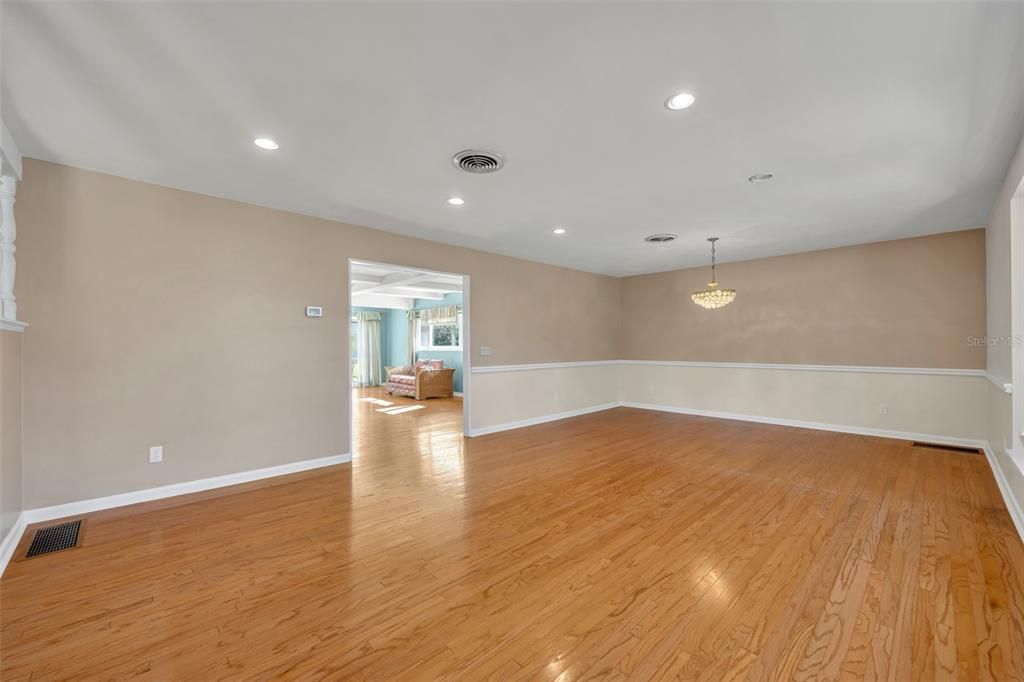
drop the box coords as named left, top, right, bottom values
left=347, top=258, right=471, bottom=458
left=1010, top=178, right=1024, bottom=463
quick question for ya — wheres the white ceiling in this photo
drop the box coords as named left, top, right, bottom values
left=351, top=261, right=462, bottom=310
left=3, top=1, right=1024, bottom=276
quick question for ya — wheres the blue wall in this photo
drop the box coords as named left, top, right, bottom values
left=414, top=293, right=464, bottom=393
left=383, top=309, right=409, bottom=367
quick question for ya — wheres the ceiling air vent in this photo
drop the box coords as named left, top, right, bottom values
left=644, top=233, right=678, bottom=244
left=453, top=149, right=504, bottom=174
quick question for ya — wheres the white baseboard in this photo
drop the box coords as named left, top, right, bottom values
left=453, top=391, right=464, bottom=397
left=0, top=512, right=28, bottom=577
left=985, top=447, right=1024, bottom=542
left=468, top=402, right=619, bottom=437
left=619, top=401, right=987, bottom=450
left=23, top=453, right=352, bottom=526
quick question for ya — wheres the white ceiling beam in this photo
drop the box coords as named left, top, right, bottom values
left=396, top=281, right=462, bottom=293
left=352, top=272, right=435, bottom=296
left=352, top=286, right=444, bottom=296
left=390, top=288, right=453, bottom=297
left=350, top=273, right=385, bottom=286
left=351, top=293, right=412, bottom=310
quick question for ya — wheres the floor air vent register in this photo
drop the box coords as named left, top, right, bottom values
left=24, top=519, right=84, bottom=558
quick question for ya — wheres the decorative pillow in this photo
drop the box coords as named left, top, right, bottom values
left=389, top=364, right=414, bottom=376
left=415, top=359, right=445, bottom=370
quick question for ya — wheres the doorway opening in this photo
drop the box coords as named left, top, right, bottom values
left=347, top=260, right=470, bottom=463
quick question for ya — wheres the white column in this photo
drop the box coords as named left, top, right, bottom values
left=0, top=175, right=16, bottom=321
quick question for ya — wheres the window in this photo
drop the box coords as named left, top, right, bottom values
left=417, top=313, right=462, bottom=351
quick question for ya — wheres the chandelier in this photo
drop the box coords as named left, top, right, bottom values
left=691, top=237, right=736, bottom=309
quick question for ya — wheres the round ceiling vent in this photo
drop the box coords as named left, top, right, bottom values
left=644, top=233, right=678, bottom=243
left=453, top=149, right=505, bottom=174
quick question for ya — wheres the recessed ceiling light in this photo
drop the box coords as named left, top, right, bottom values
left=748, top=172, right=774, bottom=182
left=553, top=227, right=566, bottom=235
left=665, top=92, right=696, bottom=110
left=447, top=197, right=465, bottom=206
left=253, top=138, right=279, bottom=150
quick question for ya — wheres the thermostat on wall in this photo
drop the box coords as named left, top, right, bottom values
left=305, top=306, right=323, bottom=318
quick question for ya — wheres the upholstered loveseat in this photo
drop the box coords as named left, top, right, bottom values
left=385, top=359, right=455, bottom=400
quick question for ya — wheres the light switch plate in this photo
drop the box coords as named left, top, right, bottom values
left=306, top=306, right=323, bottom=318
left=480, top=346, right=491, bottom=356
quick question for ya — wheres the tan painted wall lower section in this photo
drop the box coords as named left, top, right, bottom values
left=469, top=364, right=620, bottom=434
left=16, top=160, right=620, bottom=508
left=622, top=230, right=986, bottom=368
left=619, top=364, right=987, bottom=443
left=0, top=330, right=23, bottom=540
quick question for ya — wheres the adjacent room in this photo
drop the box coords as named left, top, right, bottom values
left=349, top=260, right=466, bottom=462
left=2, top=1, right=1024, bottom=679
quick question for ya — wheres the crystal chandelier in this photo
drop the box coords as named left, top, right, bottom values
left=691, top=237, right=736, bottom=310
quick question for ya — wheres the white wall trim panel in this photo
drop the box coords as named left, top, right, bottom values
left=468, top=403, right=619, bottom=436
left=987, top=447, right=1024, bottom=542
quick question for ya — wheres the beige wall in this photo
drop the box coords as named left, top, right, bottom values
left=621, top=230, right=986, bottom=368
left=1, top=329, right=23, bottom=540
left=12, top=157, right=996, bottom=512
left=16, top=159, right=620, bottom=508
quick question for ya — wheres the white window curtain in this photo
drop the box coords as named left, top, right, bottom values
left=419, top=305, right=459, bottom=325
left=354, top=312, right=382, bottom=386
left=406, top=310, right=417, bottom=365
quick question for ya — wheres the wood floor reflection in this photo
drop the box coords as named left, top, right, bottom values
left=3, top=400, right=1023, bottom=680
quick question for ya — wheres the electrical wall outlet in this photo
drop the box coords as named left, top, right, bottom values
left=878, top=404, right=888, bottom=415
left=149, top=446, right=163, bottom=463
left=480, top=346, right=491, bottom=357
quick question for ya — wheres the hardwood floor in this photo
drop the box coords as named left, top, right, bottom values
left=2, top=400, right=1023, bottom=680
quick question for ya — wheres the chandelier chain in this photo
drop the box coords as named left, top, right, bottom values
left=710, top=239, right=717, bottom=283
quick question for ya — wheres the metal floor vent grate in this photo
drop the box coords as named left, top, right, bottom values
left=912, top=442, right=981, bottom=455
left=26, top=520, right=83, bottom=558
